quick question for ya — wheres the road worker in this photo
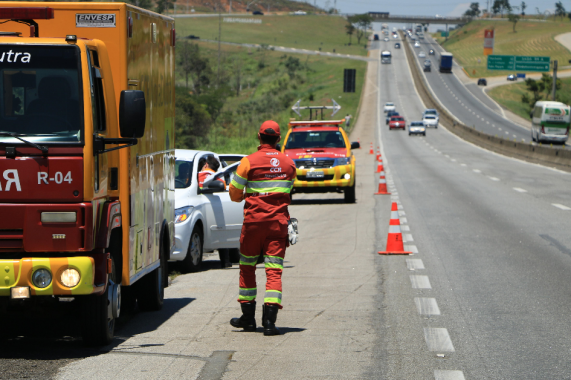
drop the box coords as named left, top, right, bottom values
left=228, top=120, right=296, bottom=336
left=197, top=156, right=226, bottom=189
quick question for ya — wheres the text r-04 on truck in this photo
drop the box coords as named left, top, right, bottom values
left=281, top=120, right=360, bottom=203
left=0, top=3, right=175, bottom=345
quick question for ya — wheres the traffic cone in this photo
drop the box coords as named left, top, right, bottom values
left=369, top=143, right=374, bottom=155
left=374, top=172, right=390, bottom=195
left=378, top=203, right=412, bottom=255
left=376, top=157, right=384, bottom=173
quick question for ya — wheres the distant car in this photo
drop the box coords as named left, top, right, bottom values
left=384, top=102, right=396, bottom=113
left=187, top=35, right=200, bottom=40
left=252, top=10, right=264, bottom=15
left=394, top=42, right=401, bottom=48
left=293, top=10, right=307, bottom=15
left=423, top=60, right=431, bottom=72
left=389, top=116, right=406, bottom=130
left=386, top=111, right=399, bottom=124
left=423, top=114, right=438, bottom=128
left=374, top=34, right=379, bottom=41
left=423, top=108, right=439, bottom=119
left=507, top=74, right=517, bottom=81
left=409, top=121, right=426, bottom=136
left=429, top=49, right=435, bottom=55
left=393, top=34, right=398, bottom=39
left=477, top=78, right=487, bottom=86
left=414, top=41, right=420, bottom=48
left=419, top=51, right=426, bottom=58
left=384, top=37, right=389, bottom=42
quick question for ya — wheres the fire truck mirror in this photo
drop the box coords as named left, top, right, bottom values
left=119, top=90, right=146, bottom=138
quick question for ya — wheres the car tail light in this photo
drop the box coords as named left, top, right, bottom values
left=0, top=7, right=54, bottom=19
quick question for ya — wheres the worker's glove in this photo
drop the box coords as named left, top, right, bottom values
left=288, top=218, right=299, bottom=245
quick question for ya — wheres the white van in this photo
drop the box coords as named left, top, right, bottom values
left=530, top=101, right=570, bottom=144
left=381, top=50, right=392, bottom=64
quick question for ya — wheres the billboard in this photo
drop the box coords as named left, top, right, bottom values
left=484, top=29, right=494, bottom=56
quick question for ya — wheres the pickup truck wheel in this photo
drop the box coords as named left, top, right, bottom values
left=344, top=181, right=356, bottom=203
left=229, top=248, right=240, bottom=264
left=180, top=228, right=203, bottom=273
left=137, top=246, right=165, bottom=311
left=80, top=257, right=116, bottom=346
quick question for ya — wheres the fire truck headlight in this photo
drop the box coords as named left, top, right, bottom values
left=32, top=269, right=52, bottom=288
left=60, top=269, right=81, bottom=288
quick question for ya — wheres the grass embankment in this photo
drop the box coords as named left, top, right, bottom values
left=181, top=42, right=366, bottom=154
left=432, top=19, right=571, bottom=78
left=488, top=78, right=571, bottom=120
left=176, top=15, right=368, bottom=56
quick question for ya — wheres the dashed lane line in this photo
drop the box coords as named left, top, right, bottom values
left=410, top=275, right=432, bottom=289
left=406, top=259, right=425, bottom=270
left=434, top=370, right=466, bottom=380
left=487, top=176, right=500, bottom=181
left=424, top=328, right=455, bottom=352
left=414, top=297, right=441, bottom=316
left=404, top=244, right=418, bottom=253
left=401, top=225, right=411, bottom=231
left=403, top=233, right=414, bottom=242
left=552, top=203, right=571, bottom=211
left=513, top=187, right=527, bottom=193
left=473, top=169, right=482, bottom=173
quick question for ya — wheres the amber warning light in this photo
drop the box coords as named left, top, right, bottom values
left=0, top=7, right=54, bottom=20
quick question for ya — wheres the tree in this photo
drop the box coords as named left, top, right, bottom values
left=125, top=0, right=153, bottom=11
left=492, top=0, right=512, bottom=16
left=521, top=1, right=526, bottom=15
left=464, top=2, right=481, bottom=17
left=284, top=56, right=302, bottom=79
left=345, top=23, right=355, bottom=44
left=348, top=14, right=372, bottom=45
left=175, top=87, right=212, bottom=149
left=508, top=13, right=520, bottom=31
left=156, top=0, right=176, bottom=14
left=555, top=1, right=566, bottom=19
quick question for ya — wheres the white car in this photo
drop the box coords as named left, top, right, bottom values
left=422, top=114, right=438, bottom=128
left=414, top=41, right=420, bottom=48
left=293, top=10, right=307, bottom=15
left=423, top=108, right=439, bottom=121
left=419, top=51, right=426, bottom=58
left=384, top=102, right=396, bottom=113
left=172, top=150, right=245, bottom=272
left=409, top=121, right=426, bottom=136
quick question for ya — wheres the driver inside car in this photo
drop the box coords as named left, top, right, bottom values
left=197, top=156, right=227, bottom=189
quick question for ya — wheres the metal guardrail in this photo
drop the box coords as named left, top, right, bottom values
left=369, top=13, right=471, bottom=24
left=400, top=32, right=571, bottom=172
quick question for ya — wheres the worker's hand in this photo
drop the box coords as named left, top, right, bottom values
left=288, top=218, right=298, bottom=245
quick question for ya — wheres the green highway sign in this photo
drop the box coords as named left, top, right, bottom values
left=441, top=31, right=449, bottom=37
left=487, top=55, right=550, bottom=72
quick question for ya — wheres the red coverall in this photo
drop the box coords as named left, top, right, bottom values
left=229, top=144, right=296, bottom=308
left=198, top=168, right=226, bottom=189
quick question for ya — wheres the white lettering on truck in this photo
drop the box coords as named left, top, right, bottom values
left=38, top=171, right=73, bottom=185
left=0, top=169, right=22, bottom=191
left=0, top=51, right=31, bottom=63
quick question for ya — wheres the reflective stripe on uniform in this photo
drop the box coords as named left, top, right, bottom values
left=246, top=180, right=293, bottom=194
left=264, top=255, right=284, bottom=269
left=239, top=287, right=257, bottom=301
left=231, top=173, right=248, bottom=190
left=264, top=290, right=282, bottom=304
left=239, top=253, right=259, bottom=266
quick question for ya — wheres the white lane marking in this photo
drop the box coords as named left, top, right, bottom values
left=391, top=196, right=399, bottom=201
left=487, top=176, right=500, bottom=181
left=513, top=134, right=517, bottom=138
left=473, top=169, right=481, bottom=173
left=552, top=203, right=571, bottom=210
left=487, top=121, right=490, bottom=124
left=407, top=259, right=425, bottom=270
left=434, top=370, right=466, bottom=380
left=410, top=275, right=431, bottom=289
left=397, top=204, right=404, bottom=210
left=492, top=124, right=496, bottom=127
left=404, top=244, right=418, bottom=253
left=451, top=158, right=457, bottom=162
left=400, top=217, right=408, bottom=224
left=460, top=163, right=467, bottom=167
left=398, top=210, right=406, bottom=216
left=414, top=297, right=440, bottom=315
left=401, top=225, right=410, bottom=231
left=445, top=154, right=450, bottom=158
left=424, top=328, right=455, bottom=352
left=498, top=127, right=502, bottom=131
left=403, top=233, right=414, bottom=242
left=505, top=131, right=509, bottom=135
left=513, top=187, right=527, bottom=193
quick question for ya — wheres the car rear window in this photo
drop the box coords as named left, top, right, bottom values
left=285, top=130, right=346, bottom=149
left=386, top=103, right=394, bottom=106
left=392, top=117, right=404, bottom=121
left=411, top=122, right=424, bottom=126
left=424, top=115, right=436, bottom=119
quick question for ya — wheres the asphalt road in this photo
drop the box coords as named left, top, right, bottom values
left=3, top=34, right=571, bottom=380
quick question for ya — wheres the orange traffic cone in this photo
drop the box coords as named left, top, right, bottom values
left=369, top=143, right=374, bottom=155
left=378, top=203, right=412, bottom=255
left=374, top=172, right=390, bottom=195
left=376, top=157, right=384, bottom=173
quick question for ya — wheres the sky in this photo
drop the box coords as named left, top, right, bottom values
left=301, top=0, right=558, bottom=17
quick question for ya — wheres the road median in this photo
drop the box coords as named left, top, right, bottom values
left=402, top=33, right=571, bottom=173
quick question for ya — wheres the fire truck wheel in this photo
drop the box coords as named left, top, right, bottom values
left=344, top=181, right=356, bottom=204
left=138, top=248, right=166, bottom=311
left=229, top=248, right=240, bottom=264
left=81, top=257, right=116, bottom=346
left=180, top=227, right=203, bottom=273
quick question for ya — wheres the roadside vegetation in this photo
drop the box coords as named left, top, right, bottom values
left=433, top=19, right=571, bottom=78
left=176, top=15, right=369, bottom=56
left=488, top=75, right=571, bottom=119
left=174, top=40, right=366, bottom=154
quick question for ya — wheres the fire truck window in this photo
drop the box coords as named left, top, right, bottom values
left=89, top=50, right=106, bottom=132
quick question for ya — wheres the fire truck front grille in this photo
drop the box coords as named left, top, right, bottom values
left=295, top=160, right=335, bottom=169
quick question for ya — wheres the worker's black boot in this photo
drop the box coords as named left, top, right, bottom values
left=262, top=304, right=281, bottom=336
left=230, top=302, right=257, bottom=332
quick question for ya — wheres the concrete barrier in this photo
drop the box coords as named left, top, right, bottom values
left=402, top=32, right=571, bottom=173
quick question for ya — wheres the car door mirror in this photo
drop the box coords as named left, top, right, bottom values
left=350, top=142, right=360, bottom=149
left=529, top=111, right=534, bottom=119
left=199, top=180, right=225, bottom=194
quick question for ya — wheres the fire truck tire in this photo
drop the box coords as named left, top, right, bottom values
left=180, top=227, right=203, bottom=273
left=81, top=257, right=116, bottom=346
left=138, top=247, right=166, bottom=311
left=229, top=248, right=240, bottom=264
left=344, top=181, right=356, bottom=203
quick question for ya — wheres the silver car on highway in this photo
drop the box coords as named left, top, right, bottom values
left=422, top=114, right=438, bottom=128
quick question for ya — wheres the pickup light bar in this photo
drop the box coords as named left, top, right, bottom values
left=0, top=7, right=55, bottom=20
